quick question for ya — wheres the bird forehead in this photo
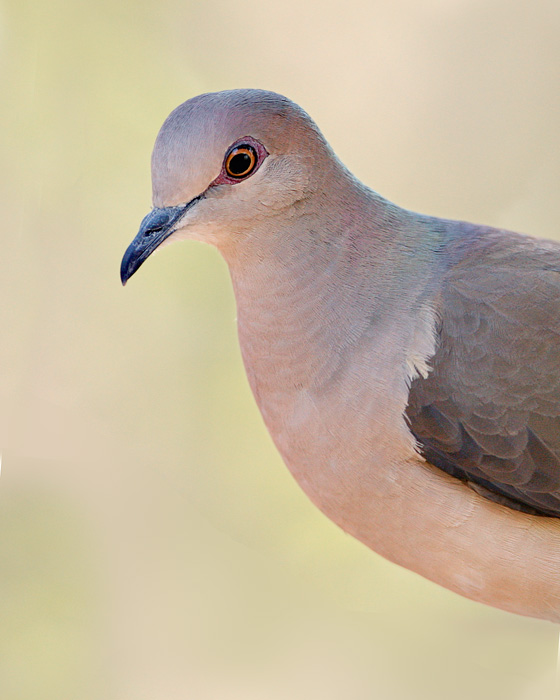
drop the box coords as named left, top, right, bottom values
left=151, top=109, right=232, bottom=207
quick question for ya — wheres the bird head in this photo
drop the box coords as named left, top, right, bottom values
left=120, top=89, right=337, bottom=284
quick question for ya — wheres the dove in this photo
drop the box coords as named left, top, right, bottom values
left=121, top=89, right=560, bottom=622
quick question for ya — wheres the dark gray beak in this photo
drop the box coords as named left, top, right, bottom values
left=120, top=199, right=199, bottom=285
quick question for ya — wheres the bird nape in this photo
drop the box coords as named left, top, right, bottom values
left=121, top=89, right=560, bottom=623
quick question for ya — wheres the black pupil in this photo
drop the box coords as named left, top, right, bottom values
left=229, top=151, right=252, bottom=176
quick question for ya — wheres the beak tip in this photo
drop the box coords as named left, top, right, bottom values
left=120, top=244, right=141, bottom=286
left=121, top=201, right=193, bottom=288
left=120, top=259, right=131, bottom=286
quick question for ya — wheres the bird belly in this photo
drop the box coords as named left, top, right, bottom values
left=237, top=304, right=560, bottom=622
left=262, top=393, right=560, bottom=622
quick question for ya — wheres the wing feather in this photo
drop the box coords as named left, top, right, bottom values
left=406, top=229, right=560, bottom=517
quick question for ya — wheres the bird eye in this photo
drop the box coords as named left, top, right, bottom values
left=225, top=145, right=257, bottom=179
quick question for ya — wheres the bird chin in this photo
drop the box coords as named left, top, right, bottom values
left=160, top=221, right=221, bottom=249
left=156, top=228, right=187, bottom=250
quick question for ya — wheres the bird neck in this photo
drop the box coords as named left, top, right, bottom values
left=223, top=182, right=443, bottom=411
left=220, top=182, right=448, bottom=520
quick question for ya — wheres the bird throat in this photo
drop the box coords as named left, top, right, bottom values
left=224, top=215, right=432, bottom=511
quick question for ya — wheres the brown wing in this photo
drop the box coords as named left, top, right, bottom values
left=406, top=230, right=560, bottom=517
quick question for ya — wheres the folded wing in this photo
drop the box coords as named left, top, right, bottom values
left=407, top=230, right=560, bottom=517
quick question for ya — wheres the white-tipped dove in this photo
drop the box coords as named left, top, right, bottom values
left=121, top=89, right=560, bottom=622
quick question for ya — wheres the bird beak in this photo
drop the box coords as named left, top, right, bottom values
left=120, top=198, right=199, bottom=285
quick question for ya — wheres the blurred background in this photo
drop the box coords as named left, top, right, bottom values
left=1, top=0, right=560, bottom=698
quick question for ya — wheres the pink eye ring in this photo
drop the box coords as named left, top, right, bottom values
left=211, top=137, right=268, bottom=187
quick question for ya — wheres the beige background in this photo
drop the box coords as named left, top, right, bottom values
left=2, top=1, right=560, bottom=698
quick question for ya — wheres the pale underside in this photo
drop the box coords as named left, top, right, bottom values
left=231, top=222, right=560, bottom=622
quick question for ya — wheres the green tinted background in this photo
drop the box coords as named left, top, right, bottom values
left=1, top=1, right=560, bottom=698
